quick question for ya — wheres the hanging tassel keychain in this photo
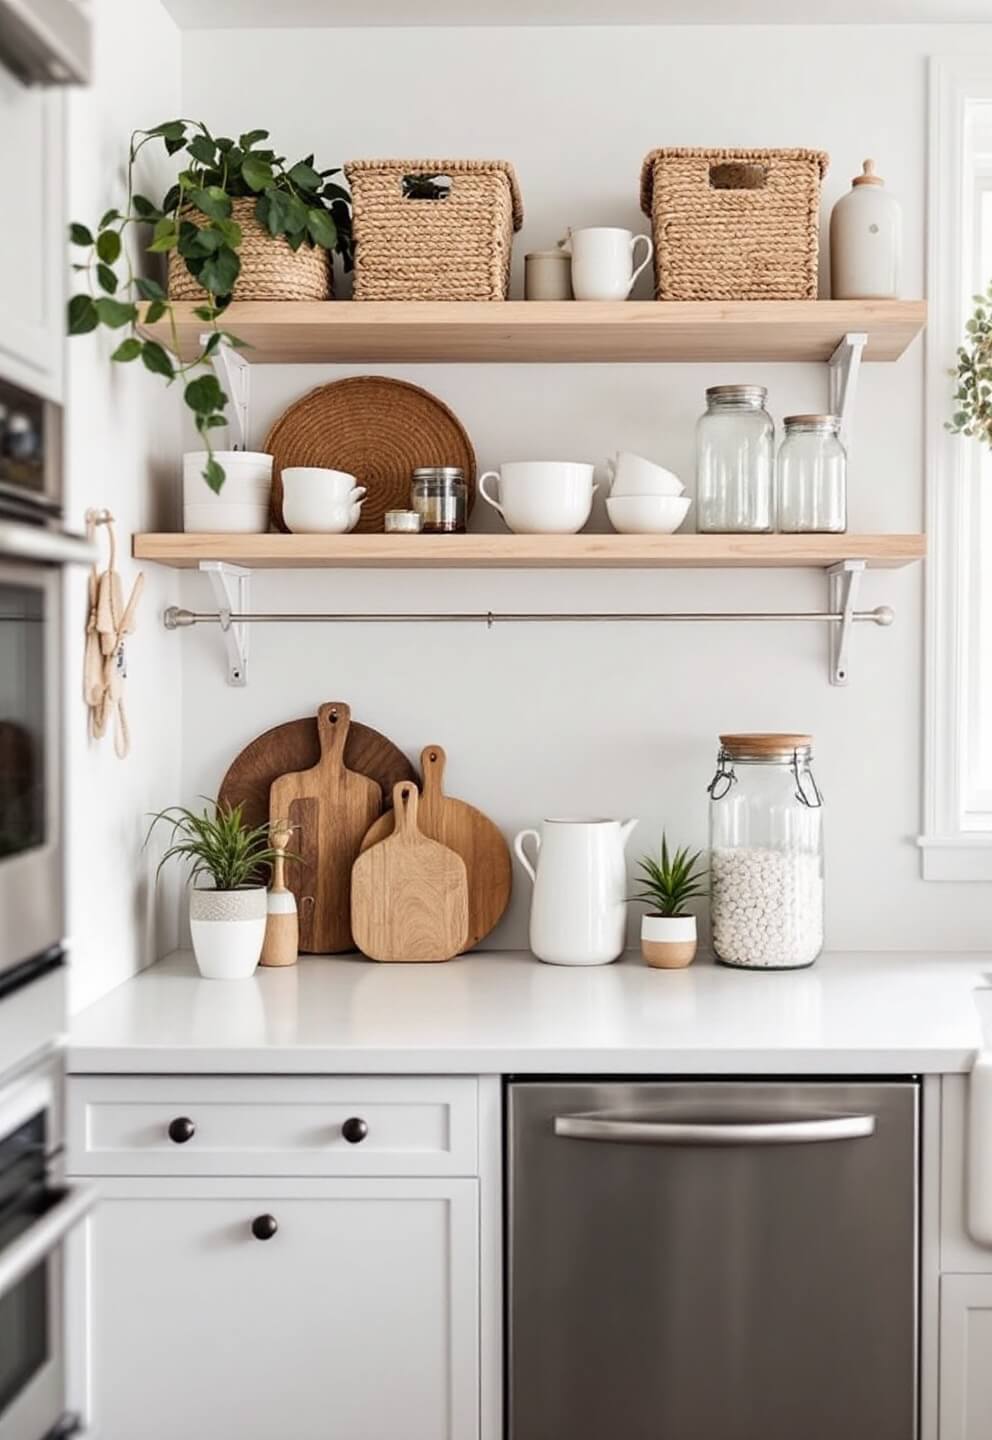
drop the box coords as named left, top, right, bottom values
left=83, top=509, right=144, bottom=758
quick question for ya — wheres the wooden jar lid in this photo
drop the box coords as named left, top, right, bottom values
left=719, top=733, right=813, bottom=760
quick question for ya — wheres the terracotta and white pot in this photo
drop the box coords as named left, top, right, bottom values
left=641, top=914, right=697, bottom=970
left=189, top=886, right=267, bottom=980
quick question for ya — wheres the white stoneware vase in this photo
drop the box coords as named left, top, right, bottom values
left=829, top=159, right=902, bottom=300
left=189, top=886, right=267, bottom=980
left=513, top=818, right=637, bottom=966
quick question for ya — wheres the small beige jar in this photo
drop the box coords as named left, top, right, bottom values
left=524, top=249, right=573, bottom=301
left=830, top=159, right=902, bottom=300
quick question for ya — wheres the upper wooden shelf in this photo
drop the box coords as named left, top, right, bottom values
left=133, top=532, right=925, bottom=571
left=141, top=299, right=927, bottom=365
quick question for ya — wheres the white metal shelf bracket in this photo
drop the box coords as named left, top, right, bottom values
left=201, top=561, right=250, bottom=686
left=200, top=332, right=251, bottom=451
left=827, top=559, right=866, bottom=686
left=828, top=331, right=867, bottom=450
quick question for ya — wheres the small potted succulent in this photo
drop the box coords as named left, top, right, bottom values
left=148, top=799, right=289, bottom=980
left=632, top=834, right=707, bottom=969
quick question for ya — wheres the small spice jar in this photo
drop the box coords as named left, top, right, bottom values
left=524, top=249, right=573, bottom=301
left=411, top=467, right=467, bottom=533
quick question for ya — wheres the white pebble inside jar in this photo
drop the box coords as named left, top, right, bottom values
left=711, top=847, right=823, bottom=969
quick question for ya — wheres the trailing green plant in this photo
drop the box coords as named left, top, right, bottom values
left=948, top=279, right=992, bottom=447
left=146, top=798, right=291, bottom=891
left=632, top=834, right=707, bottom=919
left=67, top=121, right=352, bottom=492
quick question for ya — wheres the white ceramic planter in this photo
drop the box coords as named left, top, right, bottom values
left=189, top=886, right=267, bottom=980
left=183, top=451, right=272, bottom=533
left=641, top=913, right=697, bottom=970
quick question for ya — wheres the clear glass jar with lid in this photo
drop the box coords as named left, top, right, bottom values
left=707, top=733, right=824, bottom=970
left=696, top=384, right=774, bottom=533
left=777, top=415, right=847, bottom=533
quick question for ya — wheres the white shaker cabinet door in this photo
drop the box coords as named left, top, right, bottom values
left=940, top=1275, right=992, bottom=1440
left=0, top=74, right=63, bottom=399
left=75, top=1177, right=480, bottom=1440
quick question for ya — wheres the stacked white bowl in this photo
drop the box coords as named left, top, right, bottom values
left=605, top=451, right=690, bottom=534
left=183, top=451, right=273, bottom=533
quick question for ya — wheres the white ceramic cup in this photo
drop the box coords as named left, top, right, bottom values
left=478, top=462, right=597, bottom=534
left=281, top=466, right=360, bottom=502
left=283, top=485, right=367, bottom=534
left=607, top=451, right=685, bottom=497
left=562, top=227, right=653, bottom=301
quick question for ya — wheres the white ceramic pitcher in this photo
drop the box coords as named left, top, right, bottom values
left=513, top=818, right=638, bottom=966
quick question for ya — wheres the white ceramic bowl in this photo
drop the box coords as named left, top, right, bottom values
left=607, top=452, right=685, bottom=498
left=183, top=451, right=273, bottom=506
left=284, top=495, right=366, bottom=534
left=606, top=495, right=691, bottom=534
left=183, top=502, right=269, bottom=534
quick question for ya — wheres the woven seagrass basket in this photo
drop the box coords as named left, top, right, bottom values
left=168, top=198, right=332, bottom=302
left=639, top=148, right=829, bottom=301
left=345, top=159, right=523, bottom=302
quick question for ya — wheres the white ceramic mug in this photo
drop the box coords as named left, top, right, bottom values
left=562, top=227, right=653, bottom=301
left=281, top=466, right=360, bottom=501
left=478, top=461, right=596, bottom=534
left=607, top=451, right=685, bottom=497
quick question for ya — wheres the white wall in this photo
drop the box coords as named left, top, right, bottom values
left=64, top=0, right=183, bottom=1012
left=174, top=22, right=992, bottom=953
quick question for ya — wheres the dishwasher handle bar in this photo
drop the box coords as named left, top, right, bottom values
left=553, top=1113, right=877, bottom=1146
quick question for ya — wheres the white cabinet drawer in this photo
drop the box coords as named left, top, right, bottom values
left=67, top=1076, right=478, bottom=1177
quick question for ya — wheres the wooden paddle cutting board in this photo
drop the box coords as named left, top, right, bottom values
left=351, top=782, right=469, bottom=963
left=269, top=702, right=382, bottom=954
left=360, top=745, right=511, bottom=951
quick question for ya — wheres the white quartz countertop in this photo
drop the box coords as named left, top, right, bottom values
left=65, top=949, right=991, bottom=1075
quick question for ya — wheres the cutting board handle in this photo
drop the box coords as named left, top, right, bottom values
left=421, top=745, right=447, bottom=794
left=317, top=702, right=351, bottom=763
left=392, top=782, right=422, bottom=840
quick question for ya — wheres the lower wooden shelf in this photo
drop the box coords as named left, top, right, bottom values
left=133, top=532, right=926, bottom=571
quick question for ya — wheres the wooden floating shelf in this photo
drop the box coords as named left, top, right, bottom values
left=140, top=299, right=927, bottom=365
left=134, top=533, right=926, bottom=571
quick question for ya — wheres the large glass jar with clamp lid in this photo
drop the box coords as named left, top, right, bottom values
left=707, top=733, right=824, bottom=969
left=696, top=384, right=775, bottom=533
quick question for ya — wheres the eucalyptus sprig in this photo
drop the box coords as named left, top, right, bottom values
left=632, top=834, right=707, bottom=919
left=948, top=279, right=992, bottom=448
left=67, top=121, right=352, bottom=492
left=146, top=798, right=295, bottom=892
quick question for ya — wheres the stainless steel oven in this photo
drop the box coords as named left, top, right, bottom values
left=0, top=1054, right=95, bottom=1440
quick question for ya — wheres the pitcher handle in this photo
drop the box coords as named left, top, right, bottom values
left=513, top=828, right=541, bottom=884
left=627, top=234, right=653, bottom=296
left=478, top=471, right=505, bottom=519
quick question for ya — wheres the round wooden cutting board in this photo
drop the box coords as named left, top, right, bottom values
left=265, top=375, right=477, bottom=533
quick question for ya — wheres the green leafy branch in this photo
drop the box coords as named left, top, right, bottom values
left=948, top=279, right=992, bottom=448
left=631, top=834, right=708, bottom=919
left=67, top=121, right=352, bottom=492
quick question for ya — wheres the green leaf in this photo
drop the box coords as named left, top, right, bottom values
left=148, top=217, right=179, bottom=253
left=98, top=208, right=120, bottom=230
left=148, top=120, right=186, bottom=141
left=96, top=262, right=118, bottom=294
left=239, top=129, right=269, bottom=150
left=111, top=337, right=143, bottom=362
left=203, top=455, right=226, bottom=494
left=135, top=276, right=167, bottom=302
left=321, top=181, right=351, bottom=205
left=189, top=185, right=232, bottom=222
left=141, top=340, right=175, bottom=378
left=67, top=294, right=98, bottom=335
left=165, top=134, right=187, bottom=156
left=198, top=246, right=240, bottom=297
left=69, top=222, right=93, bottom=246
left=144, top=300, right=167, bottom=324
left=202, top=331, right=222, bottom=356
left=132, top=193, right=158, bottom=219
left=219, top=330, right=251, bottom=349
left=242, top=154, right=274, bottom=192
left=187, top=135, right=217, bottom=166
left=94, top=297, right=137, bottom=328
left=212, top=217, right=242, bottom=248
left=184, top=373, right=227, bottom=415
left=282, top=193, right=309, bottom=235
left=288, top=160, right=322, bottom=190
left=305, top=207, right=337, bottom=249
left=193, top=303, right=219, bottom=322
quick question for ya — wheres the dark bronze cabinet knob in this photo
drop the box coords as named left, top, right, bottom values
left=341, top=1116, right=368, bottom=1144
left=167, top=1116, right=195, bottom=1144
left=251, top=1214, right=278, bottom=1241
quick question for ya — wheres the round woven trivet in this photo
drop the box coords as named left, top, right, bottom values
left=265, top=376, right=476, bottom=533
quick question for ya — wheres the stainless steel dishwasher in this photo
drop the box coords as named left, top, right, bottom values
left=508, top=1080, right=919, bottom=1440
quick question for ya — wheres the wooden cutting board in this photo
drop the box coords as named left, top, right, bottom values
left=360, top=745, right=511, bottom=951
left=219, top=709, right=417, bottom=836
left=268, top=703, right=383, bottom=954
left=351, top=782, right=469, bottom=963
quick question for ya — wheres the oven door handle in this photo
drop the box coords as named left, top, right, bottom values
left=0, top=520, right=98, bottom=566
left=0, top=1182, right=98, bottom=1300
left=553, top=1113, right=877, bottom=1145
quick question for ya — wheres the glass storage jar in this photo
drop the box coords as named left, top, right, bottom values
left=707, top=733, right=824, bottom=970
left=696, top=385, right=774, bottom=533
left=777, top=415, right=847, bottom=533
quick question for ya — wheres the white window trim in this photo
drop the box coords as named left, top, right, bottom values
left=921, top=56, right=992, bottom=880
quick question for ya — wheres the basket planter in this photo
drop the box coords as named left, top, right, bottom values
left=345, top=159, right=523, bottom=301
left=640, top=147, right=829, bottom=301
left=168, top=198, right=332, bottom=303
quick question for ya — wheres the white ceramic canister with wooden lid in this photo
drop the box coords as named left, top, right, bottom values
left=829, top=158, right=902, bottom=300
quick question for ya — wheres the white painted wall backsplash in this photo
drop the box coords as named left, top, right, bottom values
left=64, top=0, right=184, bottom=1012
left=169, top=22, right=992, bottom=952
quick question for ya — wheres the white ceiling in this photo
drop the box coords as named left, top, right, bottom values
left=161, top=0, right=992, bottom=27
